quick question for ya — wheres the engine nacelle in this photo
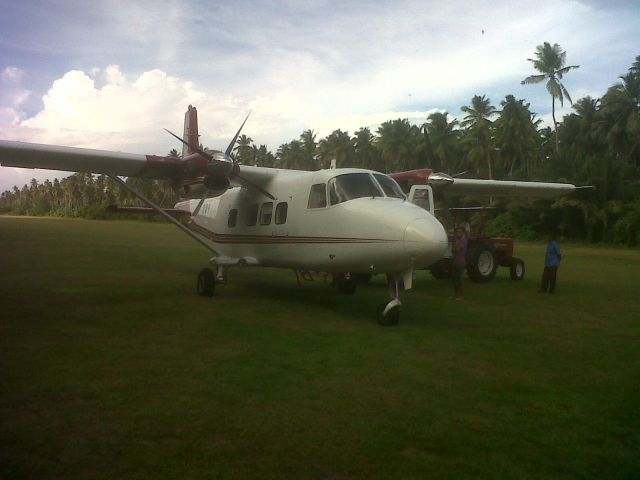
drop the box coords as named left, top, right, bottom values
left=204, top=174, right=230, bottom=191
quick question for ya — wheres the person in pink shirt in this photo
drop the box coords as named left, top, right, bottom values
left=451, top=226, right=468, bottom=300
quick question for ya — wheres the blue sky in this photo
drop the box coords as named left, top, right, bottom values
left=1, top=0, right=638, bottom=191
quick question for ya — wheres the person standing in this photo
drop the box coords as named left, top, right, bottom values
left=539, top=234, right=562, bottom=293
left=451, top=226, right=468, bottom=300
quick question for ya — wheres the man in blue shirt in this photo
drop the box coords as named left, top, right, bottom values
left=539, top=234, right=562, bottom=293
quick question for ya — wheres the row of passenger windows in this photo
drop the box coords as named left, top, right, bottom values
left=228, top=202, right=288, bottom=227
left=308, top=172, right=405, bottom=209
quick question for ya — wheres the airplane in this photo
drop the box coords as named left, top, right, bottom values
left=0, top=105, right=577, bottom=326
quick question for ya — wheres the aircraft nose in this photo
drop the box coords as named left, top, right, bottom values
left=404, top=217, right=448, bottom=266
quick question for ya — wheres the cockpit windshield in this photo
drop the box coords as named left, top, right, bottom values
left=374, top=174, right=406, bottom=199
left=328, top=173, right=384, bottom=205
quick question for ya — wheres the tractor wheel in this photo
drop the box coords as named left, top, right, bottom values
left=197, top=268, right=215, bottom=297
left=467, top=245, right=497, bottom=283
left=510, top=257, right=525, bottom=280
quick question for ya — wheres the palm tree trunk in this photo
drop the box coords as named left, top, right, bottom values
left=552, top=96, right=559, bottom=153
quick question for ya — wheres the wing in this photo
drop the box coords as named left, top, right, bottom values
left=445, top=178, right=575, bottom=198
left=0, top=140, right=182, bottom=179
left=390, top=169, right=575, bottom=198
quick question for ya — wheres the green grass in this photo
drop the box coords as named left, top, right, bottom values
left=1, top=216, right=639, bottom=479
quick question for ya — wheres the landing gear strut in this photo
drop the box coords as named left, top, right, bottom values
left=376, top=274, right=401, bottom=326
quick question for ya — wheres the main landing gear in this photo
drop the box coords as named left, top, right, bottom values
left=376, top=274, right=401, bottom=326
left=197, top=266, right=403, bottom=326
left=335, top=272, right=357, bottom=295
left=197, top=268, right=215, bottom=297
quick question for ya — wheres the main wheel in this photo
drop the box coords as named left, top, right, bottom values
left=467, top=245, right=497, bottom=283
left=376, top=303, right=400, bottom=326
left=510, top=257, right=525, bottom=280
left=336, top=273, right=357, bottom=294
left=197, top=268, right=215, bottom=297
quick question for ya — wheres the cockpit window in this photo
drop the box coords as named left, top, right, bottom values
left=328, top=173, right=384, bottom=205
left=374, top=174, right=406, bottom=199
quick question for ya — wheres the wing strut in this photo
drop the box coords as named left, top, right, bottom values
left=107, top=174, right=216, bottom=253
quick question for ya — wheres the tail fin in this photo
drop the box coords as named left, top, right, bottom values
left=182, top=105, right=199, bottom=157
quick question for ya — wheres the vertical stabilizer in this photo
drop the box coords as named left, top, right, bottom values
left=182, top=105, right=199, bottom=157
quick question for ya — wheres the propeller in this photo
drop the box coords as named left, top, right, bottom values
left=165, top=111, right=274, bottom=216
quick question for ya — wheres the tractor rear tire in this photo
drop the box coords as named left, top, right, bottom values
left=467, top=245, right=497, bottom=283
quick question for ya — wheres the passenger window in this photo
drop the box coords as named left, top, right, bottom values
left=307, top=183, right=327, bottom=208
left=228, top=208, right=238, bottom=227
left=260, top=202, right=273, bottom=225
left=275, top=202, right=288, bottom=224
left=246, top=204, right=258, bottom=226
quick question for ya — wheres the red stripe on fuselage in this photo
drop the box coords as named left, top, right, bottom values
left=183, top=219, right=399, bottom=245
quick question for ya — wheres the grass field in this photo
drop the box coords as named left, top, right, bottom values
left=1, top=216, right=639, bottom=479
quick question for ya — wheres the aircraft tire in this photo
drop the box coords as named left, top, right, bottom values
left=510, top=257, right=525, bottom=280
left=467, top=245, right=497, bottom=283
left=376, top=304, right=400, bottom=326
left=336, top=273, right=357, bottom=294
left=197, top=268, right=215, bottom=297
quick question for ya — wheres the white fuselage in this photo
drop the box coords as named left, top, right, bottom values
left=176, top=168, right=448, bottom=275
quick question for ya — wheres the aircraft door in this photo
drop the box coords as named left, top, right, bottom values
left=408, top=185, right=434, bottom=214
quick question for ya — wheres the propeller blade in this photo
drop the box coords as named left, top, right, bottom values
left=192, top=190, right=208, bottom=216
left=164, top=128, right=213, bottom=161
left=225, top=111, right=252, bottom=156
left=236, top=173, right=276, bottom=200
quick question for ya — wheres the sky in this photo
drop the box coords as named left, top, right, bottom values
left=1, top=0, right=638, bottom=192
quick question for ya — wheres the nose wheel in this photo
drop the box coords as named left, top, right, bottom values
left=376, top=274, right=401, bottom=326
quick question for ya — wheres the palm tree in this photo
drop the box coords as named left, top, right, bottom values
left=493, top=95, right=541, bottom=178
left=234, top=134, right=254, bottom=164
left=597, top=68, right=640, bottom=167
left=317, top=129, right=355, bottom=169
left=376, top=119, right=422, bottom=172
left=460, top=95, right=497, bottom=178
left=353, top=127, right=382, bottom=170
left=423, top=112, right=459, bottom=174
left=521, top=42, right=579, bottom=152
left=299, top=129, right=318, bottom=170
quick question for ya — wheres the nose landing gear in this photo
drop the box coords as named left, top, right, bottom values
left=376, top=274, right=401, bottom=326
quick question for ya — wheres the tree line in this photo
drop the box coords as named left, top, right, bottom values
left=1, top=44, right=639, bottom=244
